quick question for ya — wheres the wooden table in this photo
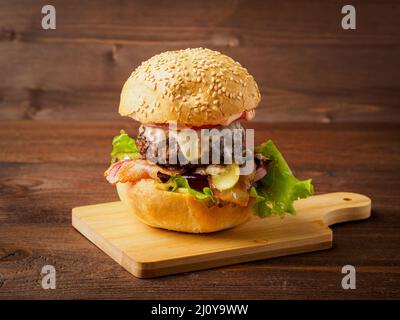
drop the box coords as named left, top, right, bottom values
left=0, top=120, right=399, bottom=299
left=1, top=0, right=400, bottom=300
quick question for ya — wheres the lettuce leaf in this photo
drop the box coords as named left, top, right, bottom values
left=252, top=140, right=314, bottom=217
left=111, top=130, right=141, bottom=163
left=166, top=176, right=218, bottom=207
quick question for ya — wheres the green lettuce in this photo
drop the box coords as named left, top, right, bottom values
left=111, top=130, right=141, bottom=163
left=166, top=176, right=219, bottom=207
left=252, top=140, right=314, bottom=217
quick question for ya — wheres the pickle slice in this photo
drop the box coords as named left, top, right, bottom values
left=211, top=163, right=240, bottom=191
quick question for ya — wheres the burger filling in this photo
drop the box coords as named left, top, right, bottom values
left=136, top=121, right=246, bottom=166
left=105, top=121, right=314, bottom=217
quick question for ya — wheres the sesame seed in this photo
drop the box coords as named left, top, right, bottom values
left=125, top=48, right=259, bottom=123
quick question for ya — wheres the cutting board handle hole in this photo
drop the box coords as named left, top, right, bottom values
left=343, top=197, right=352, bottom=201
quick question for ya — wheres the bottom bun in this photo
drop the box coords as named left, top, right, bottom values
left=116, top=180, right=252, bottom=233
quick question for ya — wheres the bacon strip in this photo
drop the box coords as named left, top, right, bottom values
left=104, top=159, right=184, bottom=185
left=253, top=152, right=269, bottom=182
left=105, top=159, right=261, bottom=207
left=254, top=166, right=267, bottom=182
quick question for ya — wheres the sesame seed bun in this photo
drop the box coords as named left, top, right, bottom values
left=116, top=180, right=252, bottom=233
left=119, top=48, right=261, bottom=127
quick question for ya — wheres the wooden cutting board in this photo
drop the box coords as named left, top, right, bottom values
left=72, top=192, right=371, bottom=278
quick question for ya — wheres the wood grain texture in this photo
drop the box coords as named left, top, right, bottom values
left=72, top=193, right=371, bottom=278
left=0, top=121, right=399, bottom=298
left=1, top=0, right=400, bottom=122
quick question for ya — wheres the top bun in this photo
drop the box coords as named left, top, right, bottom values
left=119, top=48, right=261, bottom=127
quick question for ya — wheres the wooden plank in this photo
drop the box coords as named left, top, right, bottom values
left=1, top=0, right=400, bottom=43
left=71, top=192, right=370, bottom=278
left=1, top=43, right=399, bottom=122
left=1, top=160, right=399, bottom=226
left=0, top=222, right=398, bottom=299
left=1, top=121, right=399, bottom=168
left=0, top=1, right=400, bottom=122
left=0, top=122, right=399, bottom=298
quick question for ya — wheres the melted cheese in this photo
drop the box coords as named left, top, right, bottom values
left=141, top=121, right=245, bottom=162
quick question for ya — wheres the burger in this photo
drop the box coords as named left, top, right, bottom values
left=105, top=48, right=313, bottom=233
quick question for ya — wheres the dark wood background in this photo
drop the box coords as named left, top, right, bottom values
left=1, top=0, right=400, bottom=123
left=0, top=0, right=399, bottom=300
